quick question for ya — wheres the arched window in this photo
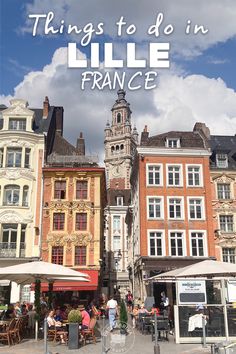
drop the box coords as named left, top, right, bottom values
left=116, top=145, right=119, bottom=151
left=111, top=146, right=115, bottom=154
left=4, top=185, right=20, bottom=206
left=116, top=113, right=121, bottom=124
left=23, top=186, right=29, bottom=207
left=120, top=144, right=124, bottom=150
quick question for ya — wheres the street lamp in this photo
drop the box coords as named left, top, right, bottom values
left=114, top=249, right=122, bottom=270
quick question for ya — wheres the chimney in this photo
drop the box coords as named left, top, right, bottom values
left=76, top=132, right=85, bottom=155
left=43, top=96, right=50, bottom=118
left=141, top=125, right=149, bottom=145
left=193, top=122, right=210, bottom=139
left=55, top=107, right=64, bottom=136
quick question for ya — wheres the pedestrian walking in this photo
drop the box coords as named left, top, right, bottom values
left=106, top=295, right=118, bottom=332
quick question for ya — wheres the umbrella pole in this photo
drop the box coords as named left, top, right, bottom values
left=221, top=279, right=229, bottom=341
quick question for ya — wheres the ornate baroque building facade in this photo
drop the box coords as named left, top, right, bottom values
left=0, top=97, right=62, bottom=302
left=41, top=130, right=106, bottom=300
left=210, top=135, right=236, bottom=263
left=103, top=90, right=138, bottom=298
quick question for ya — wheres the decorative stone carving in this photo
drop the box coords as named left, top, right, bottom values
left=0, top=168, right=35, bottom=181
left=43, top=232, right=93, bottom=252
left=213, top=174, right=235, bottom=183
left=0, top=210, right=33, bottom=223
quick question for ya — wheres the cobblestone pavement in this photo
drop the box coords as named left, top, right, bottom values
left=0, top=328, right=211, bottom=354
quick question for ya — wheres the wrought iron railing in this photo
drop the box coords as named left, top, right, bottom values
left=0, top=243, right=25, bottom=258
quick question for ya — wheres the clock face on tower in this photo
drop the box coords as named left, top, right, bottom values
left=112, top=165, right=120, bottom=177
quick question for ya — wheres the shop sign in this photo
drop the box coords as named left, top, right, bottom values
left=178, top=280, right=206, bottom=304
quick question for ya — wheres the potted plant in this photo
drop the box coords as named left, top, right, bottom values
left=119, top=300, right=128, bottom=335
left=68, top=309, right=82, bottom=349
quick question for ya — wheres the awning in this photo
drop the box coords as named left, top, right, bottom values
left=36, top=270, right=98, bottom=292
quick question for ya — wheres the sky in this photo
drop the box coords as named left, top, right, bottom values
left=1, top=0, right=236, bottom=160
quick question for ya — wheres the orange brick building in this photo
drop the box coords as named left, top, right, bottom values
left=41, top=132, right=106, bottom=303
left=128, top=123, right=215, bottom=303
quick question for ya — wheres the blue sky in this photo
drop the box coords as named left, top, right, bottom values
left=1, top=0, right=236, bottom=95
left=1, top=0, right=236, bottom=156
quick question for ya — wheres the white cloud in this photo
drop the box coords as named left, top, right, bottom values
left=22, top=0, right=236, bottom=58
left=1, top=47, right=236, bottom=163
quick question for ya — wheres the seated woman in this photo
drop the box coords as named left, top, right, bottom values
left=131, top=305, right=139, bottom=328
left=138, top=304, right=149, bottom=315
left=150, top=304, right=160, bottom=316
left=79, top=305, right=90, bottom=330
left=54, top=308, right=62, bottom=322
left=47, top=310, right=67, bottom=344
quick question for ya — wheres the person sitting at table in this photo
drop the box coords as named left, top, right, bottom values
left=15, top=302, right=22, bottom=317
left=5, top=304, right=16, bottom=319
left=21, top=304, right=28, bottom=316
left=54, top=308, right=62, bottom=322
left=150, top=304, right=160, bottom=316
left=79, top=305, right=90, bottom=330
left=131, top=305, right=139, bottom=328
left=60, top=306, right=68, bottom=321
left=47, top=310, right=67, bottom=344
left=138, top=304, right=149, bottom=315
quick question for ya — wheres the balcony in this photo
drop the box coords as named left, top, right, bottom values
left=0, top=243, right=25, bottom=258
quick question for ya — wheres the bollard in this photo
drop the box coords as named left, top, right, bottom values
left=43, top=317, right=52, bottom=354
left=202, top=315, right=207, bottom=348
left=154, top=312, right=160, bottom=354
left=102, top=314, right=106, bottom=354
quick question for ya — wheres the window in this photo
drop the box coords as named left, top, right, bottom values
left=0, top=148, right=3, bottom=168
left=113, top=216, right=121, bottom=232
left=53, top=213, right=65, bottom=230
left=190, top=232, right=205, bottom=256
left=76, top=181, right=88, bottom=199
left=6, top=148, right=22, bottom=167
left=9, top=118, right=26, bottom=131
left=24, top=148, right=30, bottom=168
left=187, top=166, right=201, bottom=186
left=166, top=139, right=180, bottom=148
left=116, top=196, right=124, bottom=206
left=216, top=154, right=228, bottom=168
left=3, top=185, right=20, bottom=206
left=168, top=198, right=183, bottom=219
left=54, top=181, right=66, bottom=199
left=75, top=246, right=86, bottom=265
left=20, top=224, right=26, bottom=244
left=148, top=197, right=163, bottom=219
left=2, top=224, right=17, bottom=244
left=149, top=231, right=164, bottom=256
left=189, top=198, right=204, bottom=219
left=220, top=215, right=234, bottom=232
left=147, top=165, right=162, bottom=186
left=22, top=186, right=29, bottom=207
left=116, top=113, right=121, bottom=124
left=217, top=184, right=231, bottom=199
left=170, top=232, right=184, bottom=256
left=51, top=246, right=63, bottom=265
left=113, top=235, right=121, bottom=251
left=167, top=165, right=182, bottom=186
left=75, top=213, right=87, bottom=230
left=222, top=248, right=236, bottom=263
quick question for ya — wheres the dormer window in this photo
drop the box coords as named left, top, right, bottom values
left=116, top=113, right=122, bottom=124
left=216, top=154, right=228, bottom=168
left=166, top=138, right=180, bottom=148
left=9, top=118, right=26, bottom=131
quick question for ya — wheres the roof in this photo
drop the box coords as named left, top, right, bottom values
left=141, top=130, right=206, bottom=148
left=31, top=106, right=54, bottom=134
left=210, top=135, right=236, bottom=170
left=51, top=132, right=78, bottom=156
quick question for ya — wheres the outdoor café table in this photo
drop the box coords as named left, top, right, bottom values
left=150, top=317, right=169, bottom=341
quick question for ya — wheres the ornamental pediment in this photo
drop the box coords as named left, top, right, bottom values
left=212, top=173, right=235, bottom=183
left=0, top=168, right=35, bottom=181
left=44, top=232, right=93, bottom=251
left=2, top=99, right=34, bottom=117
left=0, top=210, right=33, bottom=223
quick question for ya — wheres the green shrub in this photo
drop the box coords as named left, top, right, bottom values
left=119, top=300, right=128, bottom=325
left=68, top=309, right=82, bottom=323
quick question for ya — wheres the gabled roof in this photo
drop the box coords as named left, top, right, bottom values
left=142, top=130, right=206, bottom=149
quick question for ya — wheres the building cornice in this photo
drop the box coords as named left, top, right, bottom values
left=137, top=147, right=211, bottom=157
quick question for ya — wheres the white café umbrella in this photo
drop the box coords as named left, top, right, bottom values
left=148, top=259, right=236, bottom=281
left=0, top=261, right=89, bottom=284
